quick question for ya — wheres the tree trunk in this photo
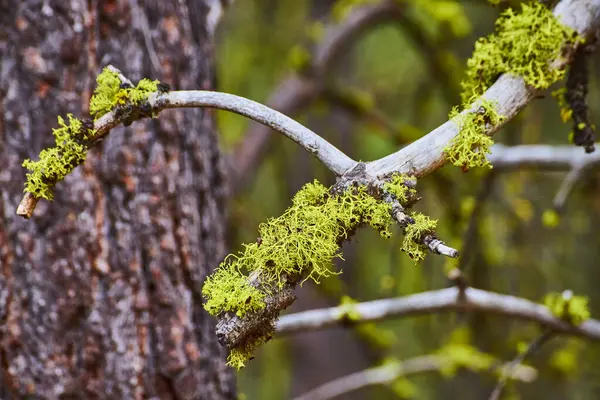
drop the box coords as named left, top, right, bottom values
left=0, top=1, right=233, bottom=398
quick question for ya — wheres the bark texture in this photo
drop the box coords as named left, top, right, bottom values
left=0, top=1, right=233, bottom=399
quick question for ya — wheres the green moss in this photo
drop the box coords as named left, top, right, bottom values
left=383, top=173, right=417, bottom=205
left=89, top=67, right=160, bottom=120
left=445, top=99, right=505, bottom=170
left=461, top=2, right=579, bottom=103
left=544, top=292, right=591, bottom=325
left=202, top=264, right=266, bottom=317
left=89, top=67, right=122, bottom=119
left=22, top=114, right=94, bottom=200
left=401, top=212, right=437, bottom=262
left=204, top=179, right=442, bottom=367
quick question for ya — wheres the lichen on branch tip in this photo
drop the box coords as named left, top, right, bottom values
left=22, top=114, right=94, bottom=200
left=401, top=212, right=437, bottom=262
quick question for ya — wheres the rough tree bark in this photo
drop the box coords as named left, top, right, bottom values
left=0, top=1, right=233, bottom=399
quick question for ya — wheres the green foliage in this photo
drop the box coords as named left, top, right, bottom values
left=331, top=0, right=378, bottom=22
left=22, top=114, right=93, bottom=200
left=401, top=212, right=437, bottom=262
left=89, top=67, right=160, bottom=120
left=445, top=99, right=505, bottom=170
left=437, top=344, right=496, bottom=377
left=202, top=264, right=266, bottom=317
left=461, top=2, right=579, bottom=103
left=544, top=292, right=591, bottom=325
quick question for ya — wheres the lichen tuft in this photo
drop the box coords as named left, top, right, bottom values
left=445, top=99, right=505, bottom=170
left=22, top=114, right=94, bottom=200
left=202, top=264, right=266, bottom=317
left=461, top=2, right=579, bottom=103
left=89, top=67, right=160, bottom=120
left=401, top=212, right=437, bottom=262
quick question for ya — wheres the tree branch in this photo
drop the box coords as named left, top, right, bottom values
left=229, top=2, right=403, bottom=191
left=276, top=287, right=600, bottom=341
left=365, top=0, right=600, bottom=178
left=294, top=354, right=537, bottom=400
left=17, top=90, right=357, bottom=218
left=488, top=143, right=600, bottom=170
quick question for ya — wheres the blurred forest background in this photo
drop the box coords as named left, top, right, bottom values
left=213, top=0, right=600, bottom=399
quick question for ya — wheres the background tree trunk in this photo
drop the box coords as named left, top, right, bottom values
left=0, top=1, right=234, bottom=398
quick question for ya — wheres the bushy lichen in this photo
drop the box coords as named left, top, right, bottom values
left=383, top=173, right=417, bottom=204
left=445, top=99, right=505, bottom=170
left=203, top=178, right=440, bottom=368
left=22, top=114, right=94, bottom=200
left=202, top=264, right=266, bottom=317
left=544, top=292, right=591, bottom=325
left=89, top=67, right=159, bottom=120
left=461, top=2, right=579, bottom=103
left=401, top=212, right=437, bottom=262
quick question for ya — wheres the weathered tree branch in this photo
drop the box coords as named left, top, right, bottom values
left=489, top=143, right=600, bottom=170
left=294, top=353, right=537, bottom=400
left=276, top=287, right=600, bottom=340
left=17, top=89, right=357, bottom=218
left=365, top=0, right=600, bottom=178
left=229, top=1, right=405, bottom=192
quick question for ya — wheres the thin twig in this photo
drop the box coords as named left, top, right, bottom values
left=488, top=329, right=554, bottom=400
left=276, top=287, right=600, bottom=340
left=294, top=354, right=537, bottom=400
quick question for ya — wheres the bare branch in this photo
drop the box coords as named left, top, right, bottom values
left=229, top=1, right=407, bottom=191
left=489, top=143, right=600, bottom=170
left=489, top=329, right=554, bottom=400
left=365, top=0, right=600, bottom=178
left=276, top=287, right=600, bottom=341
left=294, top=354, right=537, bottom=400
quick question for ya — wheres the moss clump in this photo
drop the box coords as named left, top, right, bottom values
left=445, top=99, right=505, bottom=170
left=203, top=178, right=438, bottom=368
left=22, top=114, right=94, bottom=200
left=89, top=67, right=159, bottom=120
left=461, top=2, right=579, bottom=103
left=544, top=292, right=591, bottom=325
left=202, top=264, right=266, bottom=317
left=383, top=173, right=417, bottom=204
left=401, top=212, right=437, bottom=262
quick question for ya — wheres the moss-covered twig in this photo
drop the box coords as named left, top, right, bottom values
left=17, top=66, right=357, bottom=218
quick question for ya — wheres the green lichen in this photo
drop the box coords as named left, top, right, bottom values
left=461, top=2, right=579, bottom=103
left=22, top=114, right=94, bottom=200
left=383, top=173, right=417, bottom=205
left=401, top=212, right=437, bottom=262
left=202, top=264, right=266, bottom=317
left=544, top=292, right=591, bottom=325
left=204, top=179, right=440, bottom=368
left=89, top=67, right=159, bottom=120
left=445, top=99, right=505, bottom=170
